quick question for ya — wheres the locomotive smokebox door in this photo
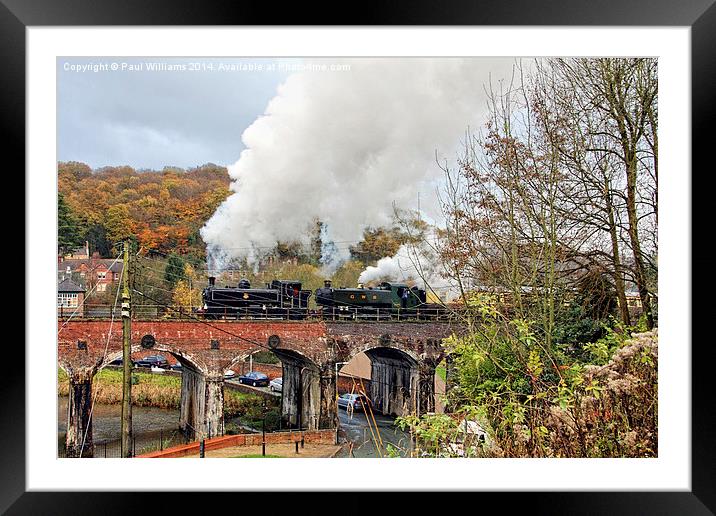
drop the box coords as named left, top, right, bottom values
left=268, top=335, right=281, bottom=349
left=140, top=334, right=156, bottom=349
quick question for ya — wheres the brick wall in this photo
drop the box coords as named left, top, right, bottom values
left=58, top=320, right=331, bottom=371
left=337, top=374, right=371, bottom=395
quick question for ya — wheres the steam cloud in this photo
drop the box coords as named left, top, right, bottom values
left=358, top=242, right=462, bottom=302
left=201, top=58, right=513, bottom=271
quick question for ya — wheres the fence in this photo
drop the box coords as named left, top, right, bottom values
left=58, top=429, right=190, bottom=458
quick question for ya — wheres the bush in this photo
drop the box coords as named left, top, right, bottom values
left=410, top=330, right=658, bottom=458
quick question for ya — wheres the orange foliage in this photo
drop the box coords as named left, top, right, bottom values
left=58, top=162, right=231, bottom=259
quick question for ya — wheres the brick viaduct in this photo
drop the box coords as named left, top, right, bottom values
left=57, top=319, right=459, bottom=457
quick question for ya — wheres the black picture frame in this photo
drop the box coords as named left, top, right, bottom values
left=6, top=0, right=711, bottom=513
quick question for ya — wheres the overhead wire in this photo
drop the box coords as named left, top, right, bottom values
left=79, top=264, right=123, bottom=457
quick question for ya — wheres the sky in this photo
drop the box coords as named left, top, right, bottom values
left=57, top=57, right=293, bottom=169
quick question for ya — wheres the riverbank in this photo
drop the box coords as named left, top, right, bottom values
left=57, top=368, right=268, bottom=417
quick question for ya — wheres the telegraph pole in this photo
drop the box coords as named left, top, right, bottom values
left=120, top=240, right=133, bottom=457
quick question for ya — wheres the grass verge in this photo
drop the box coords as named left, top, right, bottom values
left=58, top=368, right=268, bottom=415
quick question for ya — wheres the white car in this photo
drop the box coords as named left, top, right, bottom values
left=269, top=377, right=282, bottom=392
left=224, top=369, right=237, bottom=379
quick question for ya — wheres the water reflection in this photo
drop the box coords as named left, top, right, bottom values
left=57, top=396, right=181, bottom=452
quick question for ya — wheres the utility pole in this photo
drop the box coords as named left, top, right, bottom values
left=120, top=240, right=133, bottom=457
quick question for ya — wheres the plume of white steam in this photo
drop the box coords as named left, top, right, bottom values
left=357, top=242, right=462, bottom=302
left=358, top=245, right=426, bottom=284
left=201, top=58, right=514, bottom=269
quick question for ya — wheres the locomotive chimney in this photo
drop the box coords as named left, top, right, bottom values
left=208, top=276, right=216, bottom=287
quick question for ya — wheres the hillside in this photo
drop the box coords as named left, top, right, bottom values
left=58, top=161, right=231, bottom=263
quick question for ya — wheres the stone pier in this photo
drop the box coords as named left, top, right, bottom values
left=417, top=360, right=437, bottom=415
left=277, top=351, right=335, bottom=430
left=367, top=349, right=418, bottom=417
left=179, top=366, right=224, bottom=440
left=64, top=367, right=96, bottom=458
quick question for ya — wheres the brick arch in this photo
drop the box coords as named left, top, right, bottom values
left=341, top=340, right=422, bottom=366
left=224, top=348, right=269, bottom=374
left=100, top=344, right=207, bottom=374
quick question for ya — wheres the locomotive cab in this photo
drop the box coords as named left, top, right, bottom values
left=380, top=282, right=427, bottom=309
left=270, top=280, right=312, bottom=309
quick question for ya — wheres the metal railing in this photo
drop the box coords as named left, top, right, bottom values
left=58, top=304, right=454, bottom=322
left=58, top=429, right=190, bottom=458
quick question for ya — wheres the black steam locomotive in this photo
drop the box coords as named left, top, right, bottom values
left=200, top=276, right=311, bottom=319
left=199, top=277, right=443, bottom=320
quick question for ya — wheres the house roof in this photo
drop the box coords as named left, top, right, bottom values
left=58, top=278, right=85, bottom=293
left=59, top=258, right=123, bottom=274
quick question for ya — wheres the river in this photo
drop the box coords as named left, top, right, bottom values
left=57, top=396, right=183, bottom=457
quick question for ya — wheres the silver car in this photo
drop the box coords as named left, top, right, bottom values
left=269, top=377, right=283, bottom=392
left=337, top=393, right=370, bottom=411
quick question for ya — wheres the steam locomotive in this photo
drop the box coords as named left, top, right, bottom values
left=200, top=276, right=311, bottom=319
left=315, top=280, right=425, bottom=309
left=199, top=276, right=443, bottom=320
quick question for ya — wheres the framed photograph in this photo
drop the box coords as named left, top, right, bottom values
left=8, top=0, right=711, bottom=512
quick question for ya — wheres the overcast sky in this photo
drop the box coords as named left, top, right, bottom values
left=57, top=57, right=293, bottom=170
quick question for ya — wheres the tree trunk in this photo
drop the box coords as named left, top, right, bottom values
left=604, top=176, right=631, bottom=326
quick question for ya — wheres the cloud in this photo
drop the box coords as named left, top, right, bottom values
left=57, top=57, right=290, bottom=169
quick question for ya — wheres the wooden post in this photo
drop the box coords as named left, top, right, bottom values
left=120, top=240, right=133, bottom=458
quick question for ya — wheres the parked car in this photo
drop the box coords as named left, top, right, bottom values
left=108, top=357, right=134, bottom=368
left=269, top=377, right=283, bottom=392
left=238, top=371, right=270, bottom=387
left=224, top=369, right=237, bottom=378
left=134, top=355, right=169, bottom=369
left=337, top=393, right=371, bottom=411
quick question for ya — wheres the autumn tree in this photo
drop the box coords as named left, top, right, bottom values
left=330, top=260, right=365, bottom=288
left=172, top=263, right=203, bottom=310
left=349, top=227, right=405, bottom=264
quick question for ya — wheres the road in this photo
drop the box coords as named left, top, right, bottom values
left=334, top=408, right=412, bottom=458
left=224, top=377, right=281, bottom=397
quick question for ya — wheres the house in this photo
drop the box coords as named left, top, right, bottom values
left=58, top=278, right=86, bottom=317
left=58, top=255, right=123, bottom=293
